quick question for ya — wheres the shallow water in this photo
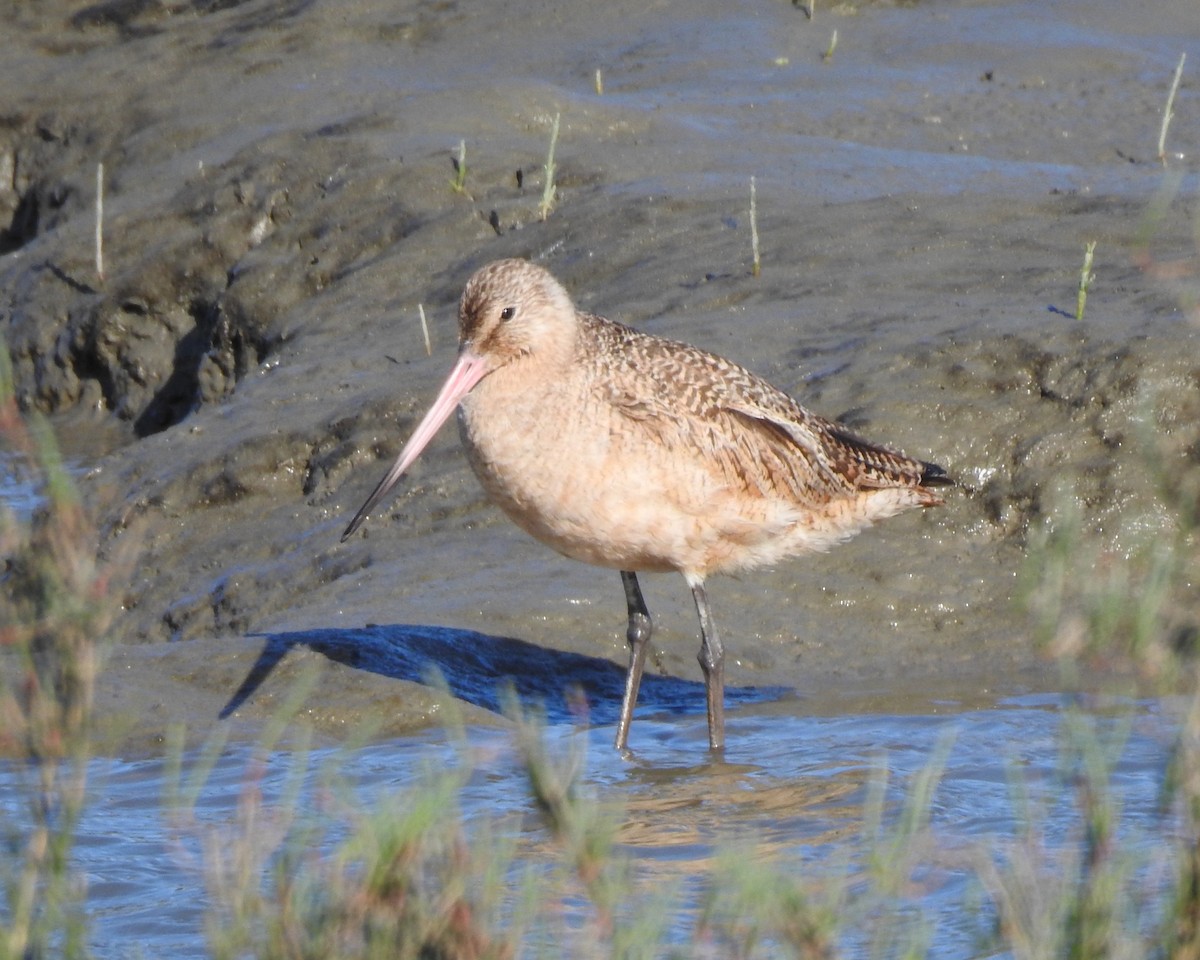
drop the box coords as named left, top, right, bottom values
left=2, top=692, right=1176, bottom=958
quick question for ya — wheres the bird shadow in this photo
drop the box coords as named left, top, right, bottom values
left=219, top=624, right=788, bottom=728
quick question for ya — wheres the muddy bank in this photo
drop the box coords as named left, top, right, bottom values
left=2, top=0, right=1199, bottom=747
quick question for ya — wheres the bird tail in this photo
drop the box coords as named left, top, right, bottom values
left=920, top=461, right=952, bottom=487
left=916, top=460, right=952, bottom=506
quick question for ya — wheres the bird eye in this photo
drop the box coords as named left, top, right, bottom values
left=499, top=306, right=516, bottom=321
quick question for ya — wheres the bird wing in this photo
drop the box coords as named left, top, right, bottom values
left=724, top=395, right=932, bottom=492
left=587, top=315, right=933, bottom=502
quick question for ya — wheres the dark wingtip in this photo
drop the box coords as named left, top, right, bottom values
left=920, top=461, right=953, bottom=487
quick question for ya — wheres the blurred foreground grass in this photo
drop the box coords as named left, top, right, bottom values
left=0, top=342, right=126, bottom=960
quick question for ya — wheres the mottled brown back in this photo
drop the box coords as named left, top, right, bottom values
left=578, top=313, right=948, bottom=510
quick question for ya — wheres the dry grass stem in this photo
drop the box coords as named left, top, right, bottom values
left=418, top=303, right=431, bottom=357
left=94, top=163, right=104, bottom=283
left=750, top=176, right=761, bottom=278
left=539, top=112, right=561, bottom=222
left=1158, top=52, right=1187, bottom=166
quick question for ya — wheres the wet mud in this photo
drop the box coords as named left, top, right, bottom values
left=2, top=0, right=1199, bottom=751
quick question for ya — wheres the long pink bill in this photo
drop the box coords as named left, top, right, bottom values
left=341, top=352, right=489, bottom=542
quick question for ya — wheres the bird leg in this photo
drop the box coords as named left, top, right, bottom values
left=615, top=570, right=652, bottom=751
left=690, top=581, right=726, bottom=752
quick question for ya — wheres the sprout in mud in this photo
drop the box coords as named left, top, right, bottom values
left=450, top=140, right=468, bottom=193
left=1076, top=240, right=1097, bottom=321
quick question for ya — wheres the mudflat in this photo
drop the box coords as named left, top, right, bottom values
left=2, top=0, right=1197, bottom=753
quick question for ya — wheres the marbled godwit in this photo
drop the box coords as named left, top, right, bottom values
left=342, top=259, right=949, bottom=752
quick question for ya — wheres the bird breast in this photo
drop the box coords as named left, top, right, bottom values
left=456, top=357, right=689, bottom=573
left=454, top=350, right=808, bottom=578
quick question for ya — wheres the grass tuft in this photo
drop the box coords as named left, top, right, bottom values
left=1019, top=408, right=1200, bottom=958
